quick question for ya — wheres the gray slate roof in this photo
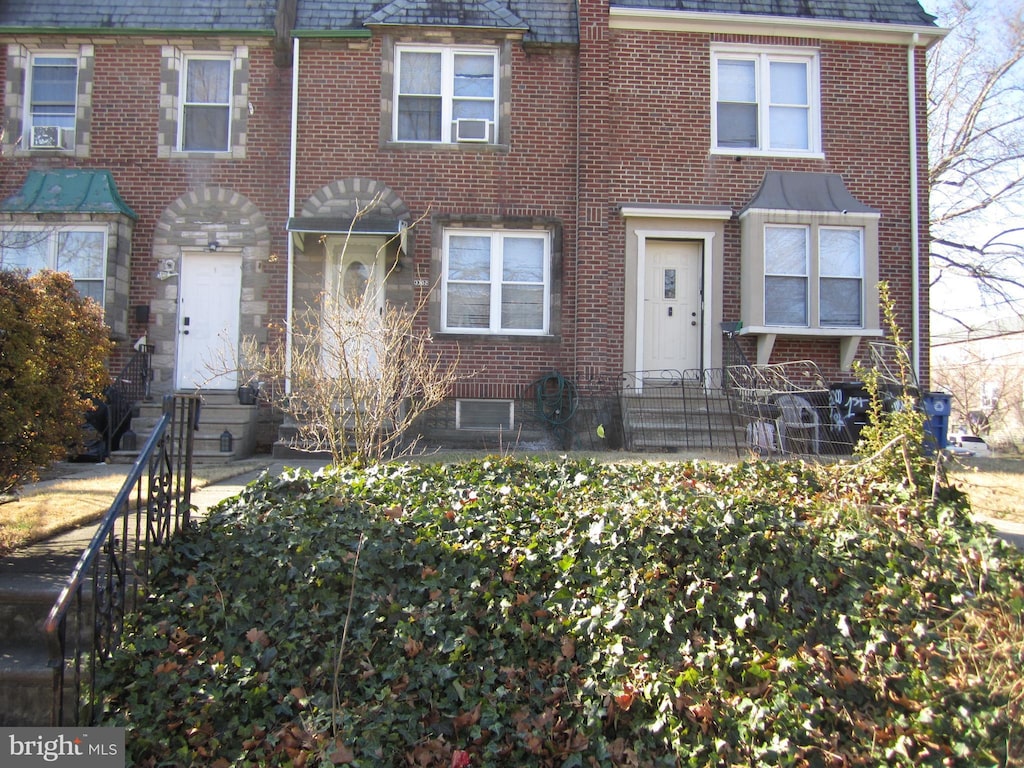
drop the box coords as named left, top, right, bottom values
left=0, top=0, right=278, bottom=32
left=295, top=2, right=576, bottom=44
left=0, top=0, right=935, bottom=42
left=365, top=0, right=529, bottom=31
left=613, top=0, right=936, bottom=26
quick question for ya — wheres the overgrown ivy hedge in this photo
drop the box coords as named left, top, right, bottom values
left=101, top=457, right=1024, bottom=767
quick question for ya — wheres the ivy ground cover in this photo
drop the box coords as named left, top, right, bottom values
left=101, top=457, right=1024, bottom=766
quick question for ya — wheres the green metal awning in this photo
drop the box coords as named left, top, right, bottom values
left=0, top=169, right=137, bottom=219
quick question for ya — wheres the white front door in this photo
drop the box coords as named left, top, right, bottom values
left=323, top=236, right=386, bottom=376
left=176, top=251, right=241, bottom=390
left=643, top=240, right=703, bottom=372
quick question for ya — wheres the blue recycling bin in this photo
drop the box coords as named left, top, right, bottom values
left=922, top=392, right=952, bottom=450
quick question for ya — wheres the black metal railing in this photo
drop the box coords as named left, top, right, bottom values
left=528, top=370, right=743, bottom=456
left=43, top=393, right=199, bottom=726
left=106, top=344, right=153, bottom=456
left=614, top=369, right=743, bottom=456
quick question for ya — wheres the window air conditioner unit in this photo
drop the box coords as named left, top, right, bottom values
left=454, top=118, right=490, bottom=143
left=30, top=125, right=69, bottom=149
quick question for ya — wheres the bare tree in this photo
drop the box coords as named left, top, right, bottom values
left=928, top=0, right=1024, bottom=330
left=238, top=209, right=460, bottom=464
left=932, top=340, right=1024, bottom=439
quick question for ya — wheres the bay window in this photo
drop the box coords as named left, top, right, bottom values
left=819, top=228, right=864, bottom=328
left=763, top=224, right=863, bottom=329
left=0, top=227, right=106, bottom=304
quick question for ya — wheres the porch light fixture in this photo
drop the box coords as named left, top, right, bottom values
left=208, top=240, right=220, bottom=252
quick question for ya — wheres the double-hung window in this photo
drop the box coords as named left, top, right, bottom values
left=764, top=226, right=809, bottom=326
left=27, top=53, right=78, bottom=149
left=713, top=48, right=819, bottom=155
left=0, top=227, right=106, bottom=305
left=819, top=227, right=864, bottom=327
left=763, top=224, right=864, bottom=328
left=180, top=54, right=232, bottom=152
left=395, top=46, right=498, bottom=144
left=442, top=229, right=550, bottom=334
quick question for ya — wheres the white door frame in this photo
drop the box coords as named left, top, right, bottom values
left=633, top=229, right=716, bottom=378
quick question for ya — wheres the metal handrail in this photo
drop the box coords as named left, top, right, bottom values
left=105, top=344, right=154, bottom=456
left=43, top=393, right=198, bottom=726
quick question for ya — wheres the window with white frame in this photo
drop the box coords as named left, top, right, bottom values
left=0, top=227, right=105, bottom=305
left=0, top=227, right=106, bottom=305
left=442, top=229, right=550, bottom=334
left=27, top=53, right=78, bottom=149
left=819, top=227, right=864, bottom=327
left=394, top=45, right=498, bottom=144
left=764, top=225, right=809, bottom=326
left=763, top=224, right=864, bottom=328
left=180, top=54, right=232, bottom=152
left=712, top=48, right=819, bottom=155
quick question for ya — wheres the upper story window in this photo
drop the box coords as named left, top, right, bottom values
left=763, top=224, right=863, bottom=329
left=26, top=54, right=78, bottom=150
left=159, top=46, right=248, bottom=159
left=712, top=47, right=820, bottom=156
left=180, top=55, right=232, bottom=152
left=394, top=45, right=498, bottom=144
left=441, top=229, right=550, bottom=334
left=0, top=226, right=106, bottom=305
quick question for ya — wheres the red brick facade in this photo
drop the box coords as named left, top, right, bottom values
left=0, top=1, right=937, bottom=445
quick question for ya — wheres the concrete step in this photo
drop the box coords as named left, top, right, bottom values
left=112, top=395, right=258, bottom=463
left=0, top=584, right=59, bottom=648
left=0, top=579, right=91, bottom=727
left=0, top=647, right=55, bottom=727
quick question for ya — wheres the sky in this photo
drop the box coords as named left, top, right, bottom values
left=920, top=0, right=1024, bottom=341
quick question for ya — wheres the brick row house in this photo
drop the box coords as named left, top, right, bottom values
left=0, top=0, right=943, bottom=456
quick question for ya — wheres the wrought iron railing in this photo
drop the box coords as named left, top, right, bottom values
left=106, top=343, right=153, bottom=456
left=530, top=369, right=743, bottom=456
left=43, top=393, right=199, bottom=726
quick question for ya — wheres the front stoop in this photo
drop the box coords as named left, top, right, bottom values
left=0, top=572, right=84, bottom=726
left=619, top=384, right=744, bottom=454
left=111, top=391, right=259, bottom=463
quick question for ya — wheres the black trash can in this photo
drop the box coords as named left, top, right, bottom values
left=828, top=382, right=872, bottom=453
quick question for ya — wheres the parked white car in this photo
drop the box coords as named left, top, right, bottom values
left=951, top=434, right=991, bottom=457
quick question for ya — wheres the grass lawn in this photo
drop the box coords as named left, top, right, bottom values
left=945, top=455, right=1024, bottom=524
left=3, top=451, right=1020, bottom=558
left=0, top=459, right=268, bottom=556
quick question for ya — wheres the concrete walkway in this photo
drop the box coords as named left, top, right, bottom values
left=0, top=458, right=328, bottom=591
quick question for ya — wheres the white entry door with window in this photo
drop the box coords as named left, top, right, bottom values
left=176, top=251, right=241, bottom=390
left=323, top=235, right=386, bottom=376
left=643, top=240, right=703, bottom=372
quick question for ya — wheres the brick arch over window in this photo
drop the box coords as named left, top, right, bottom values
left=299, top=177, right=409, bottom=220
left=148, top=186, right=272, bottom=394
